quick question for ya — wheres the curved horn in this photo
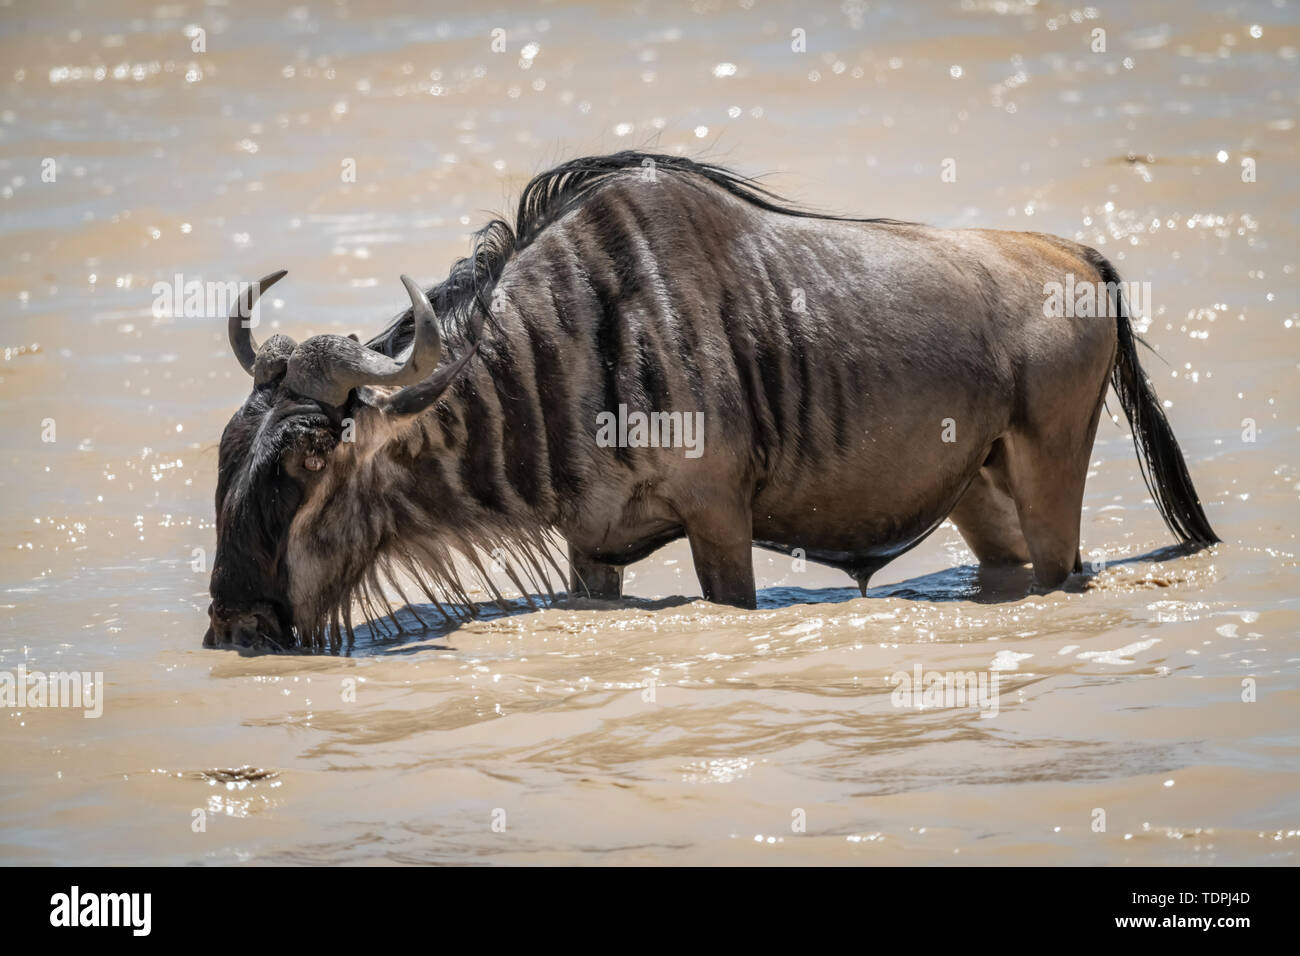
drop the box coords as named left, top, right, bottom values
left=228, top=270, right=287, bottom=375
left=381, top=281, right=487, bottom=417
left=381, top=341, right=480, bottom=417
left=282, top=275, right=445, bottom=406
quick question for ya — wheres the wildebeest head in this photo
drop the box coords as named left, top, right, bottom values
left=205, top=271, right=479, bottom=652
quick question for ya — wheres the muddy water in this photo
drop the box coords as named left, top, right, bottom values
left=1, top=0, right=1298, bottom=865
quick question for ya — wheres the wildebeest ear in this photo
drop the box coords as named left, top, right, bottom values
left=351, top=385, right=385, bottom=409
left=347, top=333, right=360, bottom=343
left=380, top=344, right=479, bottom=418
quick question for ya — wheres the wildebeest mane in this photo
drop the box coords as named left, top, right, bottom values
left=364, top=150, right=909, bottom=358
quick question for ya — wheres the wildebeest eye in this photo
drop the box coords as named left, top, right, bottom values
left=284, top=429, right=335, bottom=478
left=281, top=418, right=338, bottom=480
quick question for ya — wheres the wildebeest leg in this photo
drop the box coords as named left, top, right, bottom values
left=948, top=440, right=1031, bottom=566
left=567, top=542, right=624, bottom=599
left=684, top=502, right=756, bottom=609
left=1004, top=409, right=1102, bottom=589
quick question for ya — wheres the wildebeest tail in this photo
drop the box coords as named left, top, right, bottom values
left=1086, top=249, right=1220, bottom=547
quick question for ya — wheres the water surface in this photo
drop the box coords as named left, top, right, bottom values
left=1, top=0, right=1297, bottom=864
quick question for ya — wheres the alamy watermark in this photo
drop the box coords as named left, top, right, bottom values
left=49, top=886, right=150, bottom=936
left=1043, top=273, right=1150, bottom=320
left=151, top=274, right=266, bottom=324
left=889, top=664, right=1000, bottom=718
left=595, top=404, right=705, bottom=459
left=1, top=666, right=103, bottom=717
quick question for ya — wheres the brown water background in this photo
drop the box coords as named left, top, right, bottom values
left=1, top=0, right=1297, bottom=864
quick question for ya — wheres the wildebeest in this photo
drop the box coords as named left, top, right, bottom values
left=204, top=151, right=1218, bottom=651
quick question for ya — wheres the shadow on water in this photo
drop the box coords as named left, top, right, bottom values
left=344, top=593, right=698, bottom=658
left=755, top=565, right=1034, bottom=609
left=322, top=543, right=1199, bottom=657
left=762, top=542, right=1199, bottom=608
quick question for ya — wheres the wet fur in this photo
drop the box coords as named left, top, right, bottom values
left=212, top=150, right=1219, bottom=651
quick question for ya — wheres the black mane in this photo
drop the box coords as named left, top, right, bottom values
left=364, top=151, right=908, bottom=357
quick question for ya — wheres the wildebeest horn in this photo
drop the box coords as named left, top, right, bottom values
left=280, top=275, right=446, bottom=407
left=228, top=270, right=287, bottom=374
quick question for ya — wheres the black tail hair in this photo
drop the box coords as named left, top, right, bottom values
left=1086, top=249, right=1220, bottom=547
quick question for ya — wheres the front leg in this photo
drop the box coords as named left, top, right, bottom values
left=567, top=542, right=624, bottom=600
left=684, top=501, right=756, bottom=609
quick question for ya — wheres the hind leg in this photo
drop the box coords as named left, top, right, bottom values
left=683, top=498, right=757, bottom=609
left=949, top=440, right=1031, bottom=566
left=1002, top=408, right=1104, bottom=588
